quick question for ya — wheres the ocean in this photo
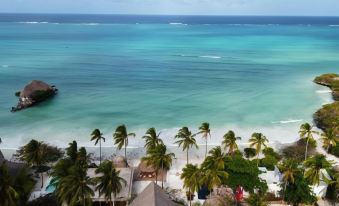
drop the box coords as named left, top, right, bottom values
left=0, top=14, right=338, bottom=149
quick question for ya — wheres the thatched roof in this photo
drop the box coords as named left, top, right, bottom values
left=0, top=151, right=26, bottom=177
left=112, top=156, right=128, bottom=168
left=20, top=80, right=53, bottom=98
left=129, top=182, right=180, bottom=206
left=138, top=160, right=156, bottom=173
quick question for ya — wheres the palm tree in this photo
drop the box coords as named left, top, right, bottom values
left=222, top=130, right=241, bottom=156
left=56, top=165, right=95, bottom=206
left=196, top=122, right=211, bottom=158
left=175, top=127, right=198, bottom=164
left=142, top=144, right=175, bottom=188
left=299, top=123, right=317, bottom=160
left=249, top=133, right=268, bottom=166
left=320, top=128, right=338, bottom=153
left=12, top=166, right=36, bottom=205
left=91, top=129, right=106, bottom=164
left=181, top=164, right=202, bottom=206
left=16, top=139, right=47, bottom=188
left=113, top=125, right=135, bottom=160
left=304, top=154, right=332, bottom=185
left=142, top=128, right=163, bottom=153
left=279, top=159, right=299, bottom=199
left=203, top=146, right=226, bottom=170
left=201, top=147, right=229, bottom=191
left=0, top=162, right=18, bottom=206
left=94, top=160, right=127, bottom=206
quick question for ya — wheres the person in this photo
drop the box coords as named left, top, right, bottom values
left=235, top=185, right=244, bottom=205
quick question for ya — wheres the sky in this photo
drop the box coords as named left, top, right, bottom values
left=1, top=0, right=339, bottom=16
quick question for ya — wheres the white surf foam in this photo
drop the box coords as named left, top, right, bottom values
left=169, top=22, right=187, bottom=25
left=316, top=90, right=332, bottom=94
left=19, top=21, right=49, bottom=24
left=272, top=119, right=303, bottom=124
left=199, top=55, right=222, bottom=59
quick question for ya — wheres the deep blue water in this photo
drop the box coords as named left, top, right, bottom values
left=0, top=14, right=338, bottom=148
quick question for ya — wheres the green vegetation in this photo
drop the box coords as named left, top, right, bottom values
left=222, top=130, right=241, bottom=156
left=314, top=73, right=339, bottom=157
left=224, top=155, right=266, bottom=193
left=113, top=125, right=135, bottom=160
left=314, top=73, right=339, bottom=100
left=244, top=147, right=256, bottom=159
left=249, top=133, right=268, bottom=166
left=0, top=162, right=36, bottom=206
left=15, top=91, right=21, bottom=97
left=175, top=127, right=198, bottom=164
left=142, top=143, right=175, bottom=188
left=142, top=127, right=164, bottom=153
left=30, top=89, right=56, bottom=102
left=94, top=160, right=127, bottom=204
left=15, top=139, right=63, bottom=188
left=196, top=122, right=211, bottom=158
left=90, top=129, right=106, bottom=164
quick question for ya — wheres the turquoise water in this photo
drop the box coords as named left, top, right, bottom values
left=0, top=16, right=339, bottom=147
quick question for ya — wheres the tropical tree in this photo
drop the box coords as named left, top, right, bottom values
left=203, top=146, right=226, bottom=170
left=175, top=127, right=198, bottom=164
left=56, top=164, right=95, bottom=206
left=196, top=122, right=211, bottom=158
left=279, top=159, right=299, bottom=199
left=320, top=128, right=338, bottom=153
left=142, top=144, right=175, bottom=188
left=304, top=154, right=332, bottom=185
left=249, top=133, right=268, bottom=166
left=299, top=123, right=317, bottom=160
left=91, top=129, right=106, bottom=164
left=12, top=166, right=36, bottom=205
left=0, top=162, right=18, bottom=206
left=113, top=125, right=135, bottom=160
left=222, top=130, right=241, bottom=156
left=201, top=147, right=229, bottom=190
left=16, top=139, right=62, bottom=188
left=142, top=128, right=163, bottom=153
left=94, top=160, right=127, bottom=206
left=181, top=164, right=202, bottom=206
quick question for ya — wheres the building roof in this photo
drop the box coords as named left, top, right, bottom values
left=129, top=182, right=180, bottom=206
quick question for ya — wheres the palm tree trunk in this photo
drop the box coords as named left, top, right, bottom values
left=125, top=143, right=127, bottom=160
left=205, top=138, right=208, bottom=158
left=189, top=188, right=192, bottom=206
left=161, top=161, right=164, bottom=189
left=187, top=149, right=189, bottom=165
left=156, top=170, right=158, bottom=184
left=100, top=139, right=102, bottom=164
left=327, top=144, right=330, bottom=153
left=305, top=138, right=309, bottom=161
left=40, top=172, right=44, bottom=188
left=256, top=152, right=260, bottom=167
left=283, top=181, right=287, bottom=200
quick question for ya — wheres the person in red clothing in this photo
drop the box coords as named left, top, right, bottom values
left=235, top=185, right=244, bottom=205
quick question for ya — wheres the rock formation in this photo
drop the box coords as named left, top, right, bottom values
left=11, top=80, right=58, bottom=112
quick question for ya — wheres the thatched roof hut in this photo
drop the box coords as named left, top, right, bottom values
left=20, top=80, right=54, bottom=98
left=113, top=156, right=128, bottom=168
left=129, top=182, right=180, bottom=206
left=138, top=160, right=156, bottom=173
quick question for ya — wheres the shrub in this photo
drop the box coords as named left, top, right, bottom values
left=263, top=147, right=281, bottom=160
left=15, top=91, right=21, bottom=97
left=260, top=155, right=278, bottom=171
left=244, top=148, right=256, bottom=159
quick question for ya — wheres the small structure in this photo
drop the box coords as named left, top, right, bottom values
left=11, top=80, right=58, bottom=112
left=136, top=160, right=157, bottom=180
left=129, top=182, right=181, bottom=206
left=258, top=166, right=282, bottom=197
left=113, top=156, right=128, bottom=168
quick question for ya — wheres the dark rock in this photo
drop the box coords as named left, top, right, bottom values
left=11, top=80, right=58, bottom=112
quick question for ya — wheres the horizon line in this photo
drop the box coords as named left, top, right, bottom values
left=1, top=12, right=339, bottom=18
